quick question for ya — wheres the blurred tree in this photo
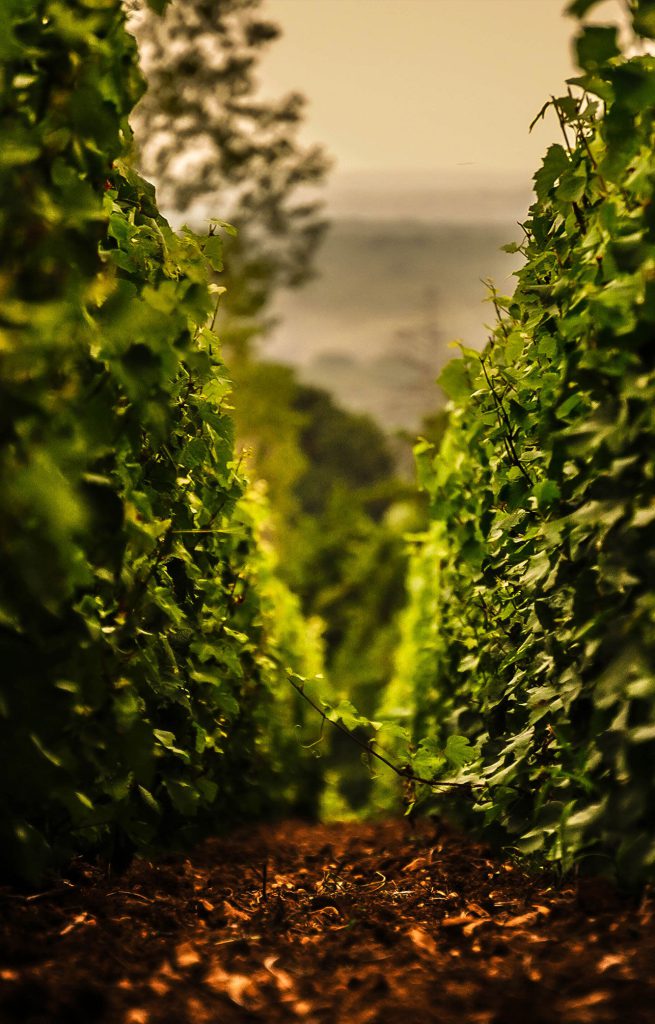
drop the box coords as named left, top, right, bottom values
left=127, top=0, right=331, bottom=354
left=292, top=386, right=396, bottom=516
left=231, top=362, right=420, bottom=723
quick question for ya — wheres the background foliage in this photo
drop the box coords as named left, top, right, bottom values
left=0, top=0, right=323, bottom=882
left=231, top=364, right=424, bottom=812
left=128, top=0, right=331, bottom=357
left=380, top=0, right=655, bottom=883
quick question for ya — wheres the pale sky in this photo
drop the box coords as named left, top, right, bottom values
left=259, top=0, right=624, bottom=182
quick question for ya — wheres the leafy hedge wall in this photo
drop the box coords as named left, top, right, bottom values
left=0, top=0, right=322, bottom=881
left=385, top=0, right=655, bottom=883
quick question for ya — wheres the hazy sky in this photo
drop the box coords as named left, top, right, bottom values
left=260, top=0, right=623, bottom=182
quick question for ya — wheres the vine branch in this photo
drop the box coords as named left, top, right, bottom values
left=480, top=358, right=533, bottom=485
left=286, top=675, right=476, bottom=793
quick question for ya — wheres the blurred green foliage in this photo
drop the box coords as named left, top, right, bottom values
left=230, top=359, right=426, bottom=811
left=0, top=0, right=323, bottom=882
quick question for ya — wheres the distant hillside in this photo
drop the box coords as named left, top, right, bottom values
left=262, top=217, right=523, bottom=431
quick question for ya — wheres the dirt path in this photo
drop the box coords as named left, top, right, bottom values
left=1, top=819, right=653, bottom=1024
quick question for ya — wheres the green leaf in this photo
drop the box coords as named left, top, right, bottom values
left=444, top=735, right=475, bottom=769
left=412, top=737, right=447, bottom=779
left=197, top=778, right=218, bottom=803
left=438, top=358, right=472, bottom=403
left=515, top=830, right=546, bottom=854
left=165, top=779, right=200, bottom=816
left=534, top=144, right=570, bottom=202
left=556, top=392, right=583, bottom=418
left=533, top=479, right=560, bottom=509
left=30, top=734, right=64, bottom=768
left=504, top=331, right=525, bottom=363
left=0, top=131, right=41, bottom=167
left=153, top=729, right=177, bottom=749
left=202, top=376, right=232, bottom=405
left=556, top=168, right=587, bottom=203
left=209, top=219, right=238, bottom=237
left=326, top=699, right=379, bottom=734
left=575, top=26, right=620, bottom=70
left=138, top=786, right=162, bottom=814
left=633, top=3, right=655, bottom=39
left=204, top=235, right=224, bottom=272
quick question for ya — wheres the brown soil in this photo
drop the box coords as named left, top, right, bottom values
left=1, top=818, right=653, bottom=1024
